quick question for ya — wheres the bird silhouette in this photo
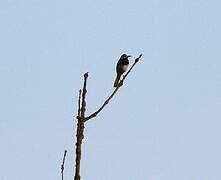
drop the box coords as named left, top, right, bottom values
left=114, top=54, right=131, bottom=87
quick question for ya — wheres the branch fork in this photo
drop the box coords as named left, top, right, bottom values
left=73, top=54, right=142, bottom=180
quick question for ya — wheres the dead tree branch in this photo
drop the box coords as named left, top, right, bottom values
left=73, top=54, right=142, bottom=180
left=61, top=150, right=67, bottom=180
left=84, top=54, right=142, bottom=122
left=74, top=73, right=88, bottom=180
left=77, top=90, right=82, bottom=117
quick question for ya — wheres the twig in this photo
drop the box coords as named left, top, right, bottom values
left=84, top=54, right=142, bottom=122
left=121, top=54, right=142, bottom=82
left=61, top=150, right=67, bottom=180
left=74, top=73, right=89, bottom=180
left=78, top=90, right=82, bottom=117
left=80, top=73, right=88, bottom=118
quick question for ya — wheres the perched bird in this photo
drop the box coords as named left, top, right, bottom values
left=114, top=54, right=131, bottom=87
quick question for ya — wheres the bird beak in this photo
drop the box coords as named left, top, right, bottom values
left=127, top=55, right=131, bottom=58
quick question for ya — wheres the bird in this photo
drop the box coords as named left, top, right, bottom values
left=113, top=54, right=131, bottom=87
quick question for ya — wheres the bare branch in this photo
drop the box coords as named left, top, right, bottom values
left=61, top=150, right=67, bottom=180
left=73, top=54, right=141, bottom=180
left=77, top=90, right=82, bottom=117
left=121, top=54, right=142, bottom=82
left=80, top=72, right=89, bottom=118
left=84, top=54, right=142, bottom=122
left=74, top=72, right=89, bottom=180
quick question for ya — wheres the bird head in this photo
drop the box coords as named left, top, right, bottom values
left=121, top=54, right=131, bottom=59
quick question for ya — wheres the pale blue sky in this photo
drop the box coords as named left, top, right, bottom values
left=0, top=0, right=221, bottom=180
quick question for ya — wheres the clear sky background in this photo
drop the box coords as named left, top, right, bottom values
left=0, top=0, right=221, bottom=180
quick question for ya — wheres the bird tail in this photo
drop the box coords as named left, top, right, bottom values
left=114, top=74, right=121, bottom=87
